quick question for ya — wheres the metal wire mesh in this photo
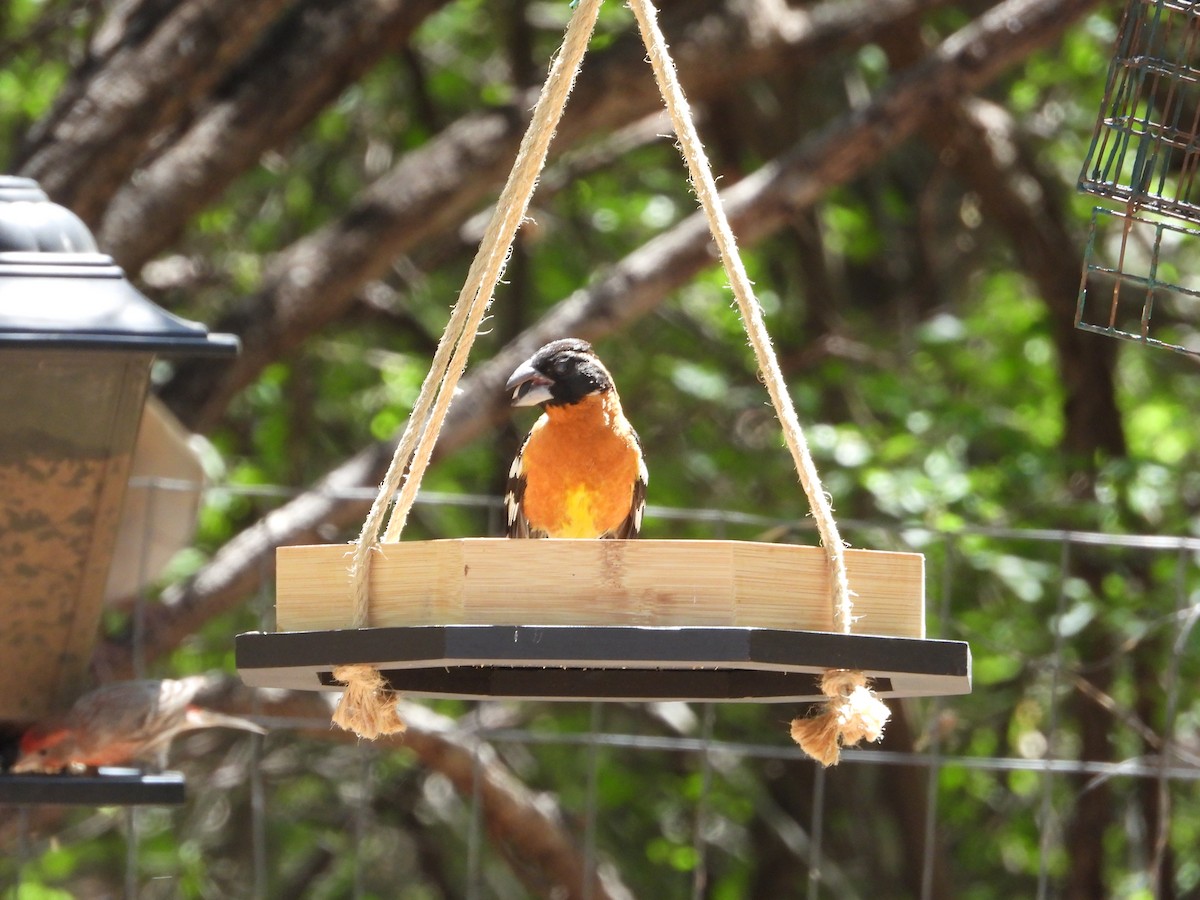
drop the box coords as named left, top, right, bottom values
left=1079, top=0, right=1200, bottom=220
left=1077, top=205, right=1200, bottom=354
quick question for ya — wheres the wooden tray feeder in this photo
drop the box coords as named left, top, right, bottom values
left=236, top=0, right=971, bottom=764
left=236, top=539, right=971, bottom=702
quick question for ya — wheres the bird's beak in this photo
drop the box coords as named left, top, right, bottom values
left=506, top=360, right=554, bottom=407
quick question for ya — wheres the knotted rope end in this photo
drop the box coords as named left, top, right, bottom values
left=331, top=664, right=407, bottom=740
left=790, top=670, right=890, bottom=767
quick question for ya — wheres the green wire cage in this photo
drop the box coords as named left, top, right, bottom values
left=1077, top=0, right=1200, bottom=356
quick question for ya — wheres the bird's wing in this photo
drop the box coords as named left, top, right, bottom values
left=505, top=431, right=540, bottom=538
left=72, top=680, right=188, bottom=738
left=183, top=707, right=267, bottom=735
left=605, top=431, right=647, bottom=540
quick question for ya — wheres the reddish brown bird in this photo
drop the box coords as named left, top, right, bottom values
left=504, top=338, right=646, bottom=539
left=11, top=678, right=266, bottom=774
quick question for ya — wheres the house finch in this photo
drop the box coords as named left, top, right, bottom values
left=10, top=677, right=266, bottom=774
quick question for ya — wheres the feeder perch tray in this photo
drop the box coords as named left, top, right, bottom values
left=237, top=539, right=971, bottom=702
left=237, top=624, right=970, bottom=702
left=0, top=769, right=186, bottom=806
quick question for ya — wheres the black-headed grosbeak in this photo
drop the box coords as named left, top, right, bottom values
left=504, top=338, right=647, bottom=539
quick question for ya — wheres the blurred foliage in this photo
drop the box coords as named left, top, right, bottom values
left=4, top=0, right=1200, bottom=897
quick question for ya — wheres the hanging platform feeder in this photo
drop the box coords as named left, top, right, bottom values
left=0, top=770, right=185, bottom=806
left=1076, top=206, right=1200, bottom=356
left=235, top=539, right=971, bottom=702
left=237, top=0, right=972, bottom=764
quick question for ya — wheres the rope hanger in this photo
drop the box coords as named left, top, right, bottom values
left=332, top=0, right=889, bottom=765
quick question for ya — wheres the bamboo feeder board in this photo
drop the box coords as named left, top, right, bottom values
left=235, top=539, right=971, bottom=702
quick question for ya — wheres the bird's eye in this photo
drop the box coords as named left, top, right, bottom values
left=38, top=748, right=48, bottom=756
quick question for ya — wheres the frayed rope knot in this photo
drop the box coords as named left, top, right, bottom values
left=331, top=664, right=407, bottom=740
left=790, top=669, right=890, bottom=767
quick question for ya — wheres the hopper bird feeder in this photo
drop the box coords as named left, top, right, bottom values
left=0, top=175, right=237, bottom=730
left=1076, top=0, right=1200, bottom=356
left=235, top=0, right=970, bottom=763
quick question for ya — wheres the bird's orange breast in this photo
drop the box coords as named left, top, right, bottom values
left=518, top=393, right=641, bottom=538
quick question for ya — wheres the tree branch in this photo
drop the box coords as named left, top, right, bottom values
left=921, top=97, right=1125, bottom=458
left=95, top=0, right=452, bottom=269
left=231, top=685, right=636, bottom=900
left=15, top=0, right=295, bottom=224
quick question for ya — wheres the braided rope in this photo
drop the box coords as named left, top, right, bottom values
left=627, top=0, right=888, bottom=764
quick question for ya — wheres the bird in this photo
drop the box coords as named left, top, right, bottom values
left=10, top=677, right=267, bottom=774
left=504, top=338, right=646, bottom=539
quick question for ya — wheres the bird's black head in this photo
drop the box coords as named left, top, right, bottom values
left=505, top=338, right=614, bottom=408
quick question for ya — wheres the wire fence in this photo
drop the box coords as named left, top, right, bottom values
left=3, top=478, right=1199, bottom=899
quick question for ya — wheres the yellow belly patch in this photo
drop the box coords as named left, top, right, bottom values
left=558, top=485, right=603, bottom=538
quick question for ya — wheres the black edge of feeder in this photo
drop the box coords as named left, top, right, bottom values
left=0, top=769, right=186, bottom=806
left=235, top=625, right=972, bottom=703
left=328, top=667, right=889, bottom=702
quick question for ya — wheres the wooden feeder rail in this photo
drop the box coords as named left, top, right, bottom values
left=272, top=539, right=926, bottom=635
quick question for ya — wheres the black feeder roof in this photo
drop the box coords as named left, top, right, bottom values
left=0, top=176, right=238, bottom=356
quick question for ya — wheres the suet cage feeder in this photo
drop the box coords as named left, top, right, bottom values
left=1076, top=0, right=1200, bottom=355
left=1078, top=0, right=1200, bottom=222
left=1077, top=206, right=1200, bottom=355
left=0, top=175, right=237, bottom=731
